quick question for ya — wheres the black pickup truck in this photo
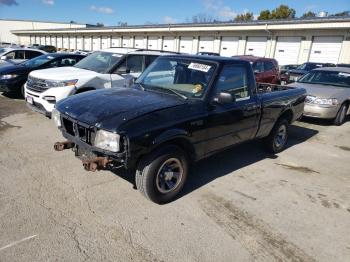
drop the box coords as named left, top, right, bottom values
left=52, top=55, right=306, bottom=203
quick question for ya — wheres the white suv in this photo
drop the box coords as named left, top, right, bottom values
left=24, top=48, right=176, bottom=116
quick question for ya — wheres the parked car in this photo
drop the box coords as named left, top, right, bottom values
left=197, top=52, right=220, bottom=56
left=36, top=45, right=57, bottom=53
left=0, top=53, right=85, bottom=97
left=0, top=47, right=46, bottom=63
left=281, top=62, right=336, bottom=85
left=24, top=48, right=177, bottom=117
left=52, top=55, right=306, bottom=203
left=233, top=55, right=280, bottom=84
left=337, top=64, right=350, bottom=68
left=289, top=67, right=350, bottom=125
left=280, top=64, right=299, bottom=74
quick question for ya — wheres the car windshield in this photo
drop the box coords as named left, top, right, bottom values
left=22, top=54, right=55, bottom=67
left=136, top=57, right=217, bottom=99
left=74, top=51, right=122, bottom=73
left=298, top=70, right=350, bottom=88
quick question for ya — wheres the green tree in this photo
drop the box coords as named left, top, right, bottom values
left=234, top=12, right=254, bottom=22
left=332, top=11, right=350, bottom=17
left=258, top=10, right=271, bottom=20
left=301, top=11, right=316, bottom=18
left=270, top=5, right=296, bottom=19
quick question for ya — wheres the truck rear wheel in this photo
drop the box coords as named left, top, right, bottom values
left=264, top=119, right=289, bottom=154
left=135, top=145, right=189, bottom=204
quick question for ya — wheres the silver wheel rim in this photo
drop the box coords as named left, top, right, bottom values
left=156, top=158, right=183, bottom=194
left=275, top=125, right=287, bottom=148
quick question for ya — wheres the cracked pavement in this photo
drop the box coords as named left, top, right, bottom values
left=0, top=94, right=350, bottom=262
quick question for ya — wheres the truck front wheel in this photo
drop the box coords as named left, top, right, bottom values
left=264, top=119, right=289, bottom=154
left=135, top=145, right=189, bottom=204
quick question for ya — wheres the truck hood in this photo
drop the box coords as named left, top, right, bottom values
left=0, top=63, right=29, bottom=75
left=56, top=87, right=187, bottom=131
left=29, top=66, right=100, bottom=80
left=288, top=82, right=350, bottom=99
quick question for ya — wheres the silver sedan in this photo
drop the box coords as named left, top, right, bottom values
left=289, top=67, right=350, bottom=125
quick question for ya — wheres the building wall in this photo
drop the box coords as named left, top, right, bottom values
left=0, top=19, right=86, bottom=45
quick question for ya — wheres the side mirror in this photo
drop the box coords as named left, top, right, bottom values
left=254, top=69, right=261, bottom=74
left=214, top=92, right=235, bottom=104
left=116, top=66, right=131, bottom=75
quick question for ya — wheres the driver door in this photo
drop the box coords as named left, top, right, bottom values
left=205, top=64, right=259, bottom=155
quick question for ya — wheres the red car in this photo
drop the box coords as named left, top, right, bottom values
left=233, top=55, right=280, bottom=84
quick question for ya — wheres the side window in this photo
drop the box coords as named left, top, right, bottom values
left=4, top=51, right=15, bottom=59
left=215, top=65, right=249, bottom=100
left=59, top=57, right=78, bottom=66
left=115, top=55, right=144, bottom=73
left=15, top=50, right=25, bottom=59
left=253, top=61, right=264, bottom=73
left=264, top=61, right=275, bottom=71
left=25, top=50, right=42, bottom=59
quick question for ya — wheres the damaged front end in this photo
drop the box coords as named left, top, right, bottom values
left=53, top=110, right=129, bottom=172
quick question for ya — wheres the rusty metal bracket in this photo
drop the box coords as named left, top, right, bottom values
left=54, top=141, right=75, bottom=151
left=82, top=157, right=112, bottom=172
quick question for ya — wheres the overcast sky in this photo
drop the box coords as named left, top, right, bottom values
left=0, top=0, right=349, bottom=25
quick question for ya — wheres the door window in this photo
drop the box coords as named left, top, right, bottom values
left=215, top=65, right=249, bottom=100
left=264, top=61, right=275, bottom=71
left=4, top=51, right=15, bottom=59
left=15, top=50, right=25, bottom=59
left=25, top=50, right=42, bottom=59
left=115, top=55, right=144, bottom=74
left=253, top=61, right=264, bottom=73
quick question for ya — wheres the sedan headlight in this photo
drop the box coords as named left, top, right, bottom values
left=94, top=130, right=120, bottom=152
left=46, top=79, right=78, bottom=88
left=51, top=108, right=61, bottom=127
left=0, top=74, right=18, bottom=80
left=305, top=96, right=338, bottom=106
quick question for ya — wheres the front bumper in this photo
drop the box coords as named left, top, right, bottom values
left=24, top=83, right=75, bottom=114
left=0, top=78, right=22, bottom=93
left=303, top=103, right=340, bottom=119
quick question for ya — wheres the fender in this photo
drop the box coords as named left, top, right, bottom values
left=152, top=129, right=190, bottom=146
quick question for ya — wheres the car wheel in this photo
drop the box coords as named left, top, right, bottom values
left=135, top=145, right=189, bottom=204
left=334, top=103, right=348, bottom=126
left=264, top=119, right=289, bottom=154
left=20, top=83, right=25, bottom=98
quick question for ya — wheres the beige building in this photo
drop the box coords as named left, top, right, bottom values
left=0, top=18, right=86, bottom=44
left=11, top=16, right=350, bottom=65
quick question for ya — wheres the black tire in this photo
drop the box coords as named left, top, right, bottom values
left=19, top=83, right=25, bottom=98
left=264, top=119, right=289, bottom=154
left=135, top=145, right=189, bottom=204
left=333, top=103, right=348, bottom=126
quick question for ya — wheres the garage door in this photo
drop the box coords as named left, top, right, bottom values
left=40, top=36, right=45, bottom=45
left=179, top=37, right=193, bottom=54
left=92, top=36, right=101, bottom=51
left=122, top=37, right=131, bottom=48
left=69, top=37, right=76, bottom=50
left=111, top=36, right=120, bottom=47
left=134, top=36, right=146, bottom=48
left=245, top=37, right=267, bottom=57
left=63, top=37, right=69, bottom=49
left=50, top=36, right=56, bottom=47
left=101, top=36, right=110, bottom=49
left=274, top=37, right=301, bottom=65
left=45, top=36, right=51, bottom=45
left=84, top=37, right=92, bottom=51
left=148, top=37, right=159, bottom=50
left=30, top=35, right=35, bottom=45
left=198, top=37, right=214, bottom=53
left=76, top=37, right=83, bottom=50
left=309, top=36, right=343, bottom=64
left=162, top=37, right=175, bottom=51
left=220, top=37, right=239, bottom=57
left=56, top=37, right=63, bottom=49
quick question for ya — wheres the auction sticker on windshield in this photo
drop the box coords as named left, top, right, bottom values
left=188, top=63, right=211, bottom=72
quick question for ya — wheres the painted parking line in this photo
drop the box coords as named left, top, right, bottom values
left=0, top=235, right=37, bottom=251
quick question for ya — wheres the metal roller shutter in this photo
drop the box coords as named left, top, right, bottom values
left=274, top=37, right=301, bottom=65
left=245, top=37, right=267, bottom=57
left=220, top=37, right=239, bottom=57
left=309, top=36, right=343, bottom=64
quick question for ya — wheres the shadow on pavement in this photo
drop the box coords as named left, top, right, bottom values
left=110, top=124, right=319, bottom=201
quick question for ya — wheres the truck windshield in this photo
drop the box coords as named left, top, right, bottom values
left=74, top=51, right=122, bottom=73
left=136, top=57, right=216, bottom=99
left=298, top=70, right=350, bottom=88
